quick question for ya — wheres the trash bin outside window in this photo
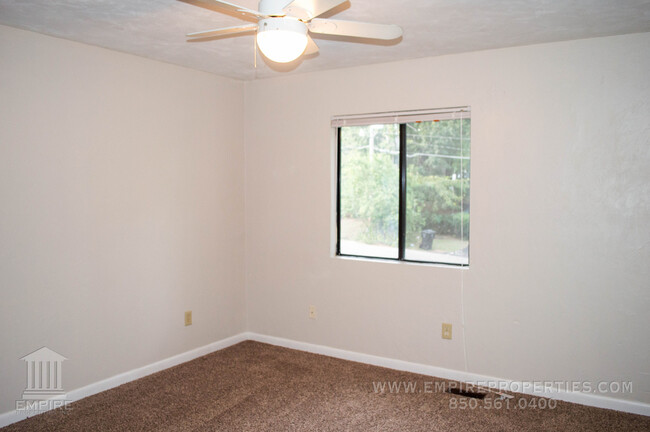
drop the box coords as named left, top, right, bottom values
left=419, top=229, right=436, bottom=250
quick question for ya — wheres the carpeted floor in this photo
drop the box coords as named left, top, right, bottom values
left=3, top=341, right=649, bottom=431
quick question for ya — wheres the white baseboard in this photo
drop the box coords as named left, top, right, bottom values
left=246, top=332, right=650, bottom=417
left=2, top=331, right=647, bottom=429
left=66, top=333, right=247, bottom=402
left=0, top=333, right=247, bottom=428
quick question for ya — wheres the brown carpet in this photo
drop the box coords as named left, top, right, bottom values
left=3, top=341, right=649, bottom=431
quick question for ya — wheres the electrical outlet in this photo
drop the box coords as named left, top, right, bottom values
left=185, top=311, right=192, bottom=326
left=442, top=323, right=452, bottom=340
left=309, top=305, right=317, bottom=319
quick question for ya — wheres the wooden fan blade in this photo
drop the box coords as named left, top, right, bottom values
left=283, top=0, right=347, bottom=20
left=308, top=19, right=402, bottom=40
left=304, top=35, right=319, bottom=55
left=187, top=24, right=258, bottom=38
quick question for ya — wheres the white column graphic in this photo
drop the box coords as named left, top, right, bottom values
left=21, top=347, right=67, bottom=400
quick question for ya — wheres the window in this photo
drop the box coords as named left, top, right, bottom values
left=334, top=108, right=470, bottom=266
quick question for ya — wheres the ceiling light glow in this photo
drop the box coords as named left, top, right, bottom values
left=256, top=18, right=308, bottom=63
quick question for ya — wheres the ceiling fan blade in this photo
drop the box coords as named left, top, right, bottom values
left=187, top=24, right=258, bottom=38
left=308, top=19, right=402, bottom=40
left=304, top=35, right=319, bottom=55
left=283, top=0, right=347, bottom=20
left=193, top=0, right=267, bottom=19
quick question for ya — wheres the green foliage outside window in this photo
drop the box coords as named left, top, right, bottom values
left=340, top=119, right=470, bottom=248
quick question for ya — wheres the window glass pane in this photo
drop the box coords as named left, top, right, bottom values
left=339, top=124, right=399, bottom=259
left=404, top=119, right=470, bottom=264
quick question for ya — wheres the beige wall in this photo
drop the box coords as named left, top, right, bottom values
left=0, top=25, right=246, bottom=413
left=1, top=23, right=649, bottom=414
left=244, top=33, right=650, bottom=404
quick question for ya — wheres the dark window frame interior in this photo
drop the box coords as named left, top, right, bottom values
left=335, top=122, right=469, bottom=267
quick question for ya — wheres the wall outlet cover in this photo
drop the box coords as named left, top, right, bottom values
left=442, top=323, right=452, bottom=340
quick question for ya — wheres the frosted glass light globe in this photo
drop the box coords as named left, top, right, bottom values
left=256, top=18, right=308, bottom=63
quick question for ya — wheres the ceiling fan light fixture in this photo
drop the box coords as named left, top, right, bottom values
left=256, top=18, right=308, bottom=63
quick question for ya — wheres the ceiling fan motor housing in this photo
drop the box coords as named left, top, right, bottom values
left=258, top=17, right=308, bottom=37
left=258, top=0, right=290, bottom=16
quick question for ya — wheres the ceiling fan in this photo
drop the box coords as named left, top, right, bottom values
left=184, top=0, right=403, bottom=63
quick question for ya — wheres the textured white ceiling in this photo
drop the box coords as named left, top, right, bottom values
left=1, top=0, right=649, bottom=80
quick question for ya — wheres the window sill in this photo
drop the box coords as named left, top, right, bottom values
left=334, top=254, right=469, bottom=269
